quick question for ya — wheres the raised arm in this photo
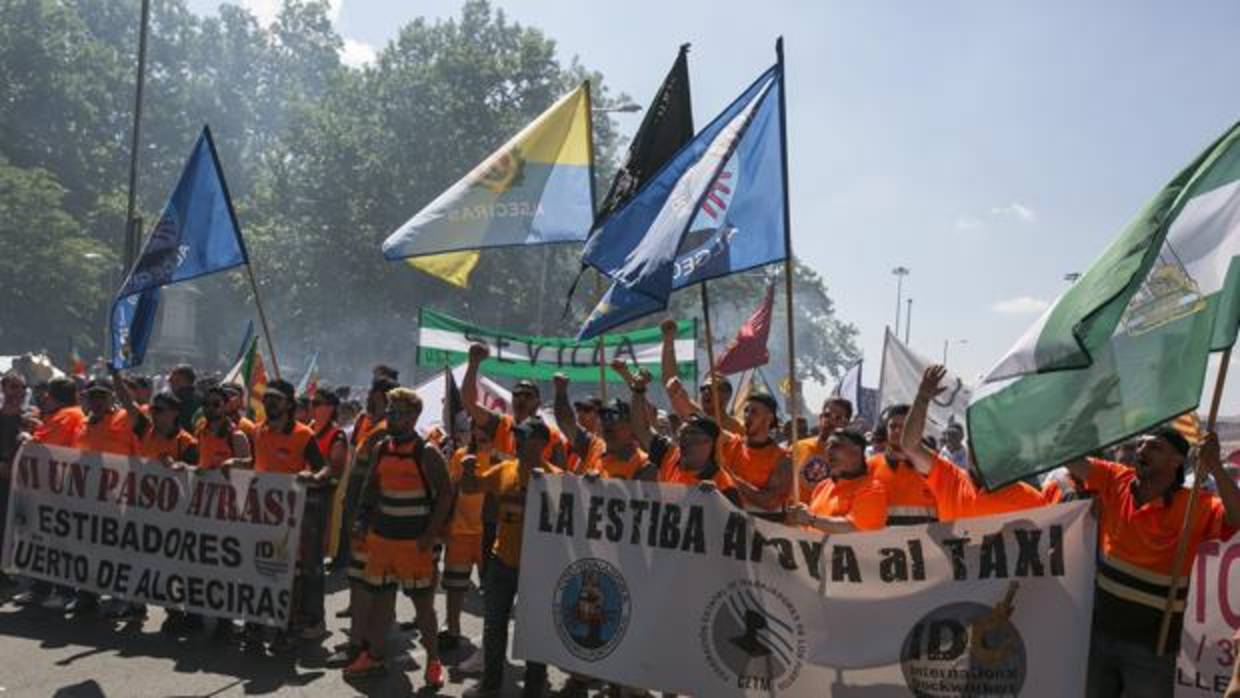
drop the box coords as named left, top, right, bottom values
left=611, top=360, right=655, bottom=450
left=462, top=343, right=500, bottom=433
left=110, top=370, right=147, bottom=429
left=901, top=365, right=947, bottom=475
left=552, top=373, right=581, bottom=446
left=660, top=319, right=681, bottom=384
left=1202, top=432, right=1240, bottom=530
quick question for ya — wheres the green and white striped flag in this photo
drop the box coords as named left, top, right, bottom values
left=416, top=308, right=697, bottom=383
left=969, top=121, right=1240, bottom=488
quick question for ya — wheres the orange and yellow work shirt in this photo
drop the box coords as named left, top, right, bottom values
left=236, top=416, right=257, bottom=444
left=868, top=453, right=937, bottom=525
left=74, top=409, right=139, bottom=456
left=494, top=413, right=567, bottom=464
left=597, top=448, right=650, bottom=480
left=33, top=406, right=86, bottom=447
left=254, top=420, right=321, bottom=474
left=925, top=454, right=1045, bottom=522
left=195, top=422, right=239, bottom=469
left=475, top=459, right=561, bottom=568
left=138, top=425, right=198, bottom=463
left=567, top=432, right=605, bottom=474
left=1086, top=459, right=1236, bottom=650
left=718, top=432, right=789, bottom=518
left=448, top=448, right=491, bottom=537
left=807, top=473, right=888, bottom=531
left=792, top=437, right=832, bottom=505
left=652, top=435, right=739, bottom=503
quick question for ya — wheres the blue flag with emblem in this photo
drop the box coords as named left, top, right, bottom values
left=109, top=126, right=249, bottom=369
left=578, top=64, right=787, bottom=340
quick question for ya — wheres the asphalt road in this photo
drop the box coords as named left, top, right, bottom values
left=0, top=571, right=573, bottom=697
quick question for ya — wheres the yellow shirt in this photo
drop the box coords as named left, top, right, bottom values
left=476, top=459, right=561, bottom=568
left=448, top=448, right=491, bottom=537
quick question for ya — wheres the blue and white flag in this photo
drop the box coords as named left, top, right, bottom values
left=578, top=65, right=787, bottom=340
left=109, top=127, right=249, bottom=369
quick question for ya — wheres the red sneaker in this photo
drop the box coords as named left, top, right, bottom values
left=343, top=651, right=385, bottom=677
left=424, top=657, right=445, bottom=689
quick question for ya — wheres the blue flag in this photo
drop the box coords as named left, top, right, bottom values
left=578, top=65, right=787, bottom=340
left=109, top=127, right=249, bottom=369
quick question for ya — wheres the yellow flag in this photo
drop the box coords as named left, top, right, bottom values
left=408, top=250, right=481, bottom=288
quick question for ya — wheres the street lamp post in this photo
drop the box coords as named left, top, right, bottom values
left=892, top=266, right=910, bottom=334
left=905, top=297, right=913, bottom=344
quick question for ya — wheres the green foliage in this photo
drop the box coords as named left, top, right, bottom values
left=0, top=0, right=858, bottom=387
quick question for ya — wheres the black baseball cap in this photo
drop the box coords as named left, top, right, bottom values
left=84, top=378, right=113, bottom=395
left=682, top=414, right=721, bottom=441
left=265, top=379, right=296, bottom=403
left=599, top=399, right=632, bottom=424
left=513, top=379, right=540, bottom=397
left=745, top=392, right=779, bottom=417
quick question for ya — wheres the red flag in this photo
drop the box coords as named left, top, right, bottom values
left=715, top=284, right=775, bottom=375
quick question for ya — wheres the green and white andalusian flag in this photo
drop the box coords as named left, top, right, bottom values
left=417, top=308, right=696, bottom=383
left=969, top=121, right=1240, bottom=488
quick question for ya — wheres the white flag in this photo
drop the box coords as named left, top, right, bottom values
left=879, top=328, right=971, bottom=430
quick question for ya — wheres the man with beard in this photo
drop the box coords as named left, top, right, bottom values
left=792, top=397, right=852, bottom=505
left=345, top=388, right=450, bottom=690
left=900, top=365, right=1045, bottom=521
left=787, top=429, right=888, bottom=533
left=462, top=343, right=566, bottom=468
left=194, top=385, right=251, bottom=469
left=1063, top=425, right=1240, bottom=697
left=233, top=379, right=328, bottom=651
left=717, top=392, right=792, bottom=522
left=658, top=320, right=744, bottom=435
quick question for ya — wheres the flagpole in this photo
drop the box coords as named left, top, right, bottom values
left=243, top=262, right=282, bottom=380
left=585, top=79, right=608, bottom=404
left=700, top=283, right=724, bottom=426
left=122, top=0, right=151, bottom=272
left=776, top=37, right=801, bottom=504
left=1156, top=347, right=1232, bottom=655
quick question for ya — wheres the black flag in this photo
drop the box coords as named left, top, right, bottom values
left=595, top=43, right=695, bottom=223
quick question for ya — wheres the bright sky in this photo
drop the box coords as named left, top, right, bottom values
left=192, top=0, right=1240, bottom=412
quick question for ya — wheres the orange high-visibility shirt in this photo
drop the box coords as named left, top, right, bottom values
left=475, top=459, right=562, bottom=568
left=254, top=421, right=318, bottom=474
left=138, top=426, right=197, bottom=463
left=868, top=453, right=937, bottom=525
left=597, top=448, right=649, bottom=480
left=718, top=432, right=789, bottom=515
left=33, top=406, right=86, bottom=447
left=925, top=454, right=1045, bottom=521
left=1086, top=458, right=1236, bottom=651
left=74, top=409, right=138, bottom=456
left=447, top=448, right=491, bottom=537
left=807, top=473, right=888, bottom=531
left=493, top=413, right=566, bottom=463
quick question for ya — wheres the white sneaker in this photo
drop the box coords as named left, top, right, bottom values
left=41, top=592, right=70, bottom=612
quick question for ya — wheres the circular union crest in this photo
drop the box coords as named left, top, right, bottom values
left=552, top=558, right=632, bottom=662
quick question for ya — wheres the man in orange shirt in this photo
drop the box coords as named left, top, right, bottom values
left=900, top=365, right=1046, bottom=521
left=553, top=373, right=657, bottom=482
left=462, top=344, right=567, bottom=469
left=788, top=429, right=888, bottom=533
left=193, top=385, right=251, bottom=470
left=237, top=379, right=329, bottom=651
left=74, top=377, right=139, bottom=456
left=459, top=416, right=560, bottom=698
left=346, top=388, right=451, bottom=688
left=717, top=392, right=792, bottom=522
left=658, top=319, right=744, bottom=435
left=16, top=377, right=85, bottom=609
left=868, top=404, right=937, bottom=526
left=441, top=415, right=499, bottom=650
left=792, top=397, right=853, bottom=505
left=1065, top=428, right=1240, bottom=698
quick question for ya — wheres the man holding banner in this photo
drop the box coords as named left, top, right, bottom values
left=1061, top=428, right=1240, bottom=697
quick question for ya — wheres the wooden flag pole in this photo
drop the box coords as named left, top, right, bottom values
left=243, top=262, right=281, bottom=380
left=1156, top=346, right=1232, bottom=655
left=594, top=271, right=608, bottom=402
left=699, top=282, right=725, bottom=427
left=776, top=37, right=801, bottom=505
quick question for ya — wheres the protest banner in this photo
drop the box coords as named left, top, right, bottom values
left=515, top=474, right=1095, bottom=697
left=1, top=444, right=304, bottom=627
left=1177, top=535, right=1240, bottom=696
left=417, top=308, right=696, bottom=383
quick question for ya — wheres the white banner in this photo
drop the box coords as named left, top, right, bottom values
left=2, top=444, right=305, bottom=627
left=515, top=474, right=1096, bottom=697
left=879, top=328, right=972, bottom=430
left=1177, top=535, right=1240, bottom=696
